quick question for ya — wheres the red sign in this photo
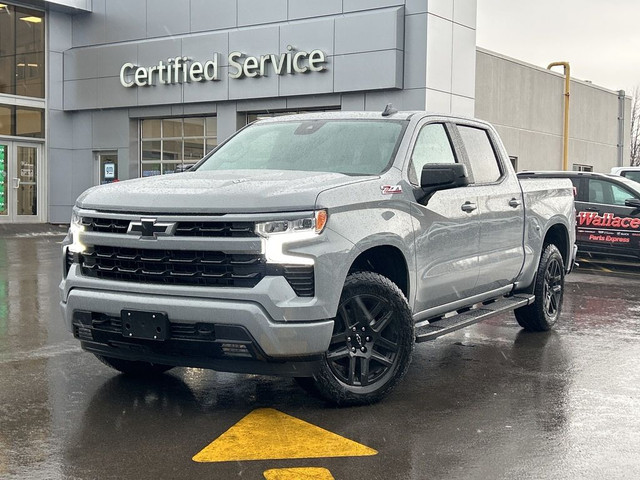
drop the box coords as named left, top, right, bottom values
left=576, top=211, right=640, bottom=250
left=577, top=211, right=640, bottom=229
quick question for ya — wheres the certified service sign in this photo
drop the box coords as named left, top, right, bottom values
left=120, top=46, right=327, bottom=88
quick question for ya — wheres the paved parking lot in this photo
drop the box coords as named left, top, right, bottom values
left=1, top=233, right=639, bottom=480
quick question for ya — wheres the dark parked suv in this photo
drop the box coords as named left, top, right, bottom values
left=518, top=171, right=640, bottom=260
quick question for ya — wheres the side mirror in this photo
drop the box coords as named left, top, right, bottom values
left=625, top=198, right=640, bottom=209
left=418, top=163, right=469, bottom=202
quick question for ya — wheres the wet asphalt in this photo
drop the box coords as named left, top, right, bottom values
left=1, top=232, right=639, bottom=480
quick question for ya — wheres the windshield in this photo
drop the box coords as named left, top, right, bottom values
left=196, top=119, right=407, bottom=175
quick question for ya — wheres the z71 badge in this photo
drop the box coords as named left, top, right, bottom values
left=381, top=185, right=403, bottom=195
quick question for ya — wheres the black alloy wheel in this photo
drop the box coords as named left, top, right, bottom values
left=327, top=292, right=400, bottom=388
left=542, top=252, right=564, bottom=320
left=515, top=243, right=565, bottom=331
left=309, top=272, right=414, bottom=406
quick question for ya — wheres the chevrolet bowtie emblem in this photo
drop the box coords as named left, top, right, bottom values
left=127, top=218, right=176, bottom=239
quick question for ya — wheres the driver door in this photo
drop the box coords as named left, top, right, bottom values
left=409, top=121, right=480, bottom=314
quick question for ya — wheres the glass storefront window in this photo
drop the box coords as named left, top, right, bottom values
left=184, top=117, right=204, bottom=137
left=16, top=107, right=44, bottom=137
left=0, top=105, right=12, bottom=136
left=141, top=140, right=161, bottom=162
left=184, top=138, right=204, bottom=162
left=141, top=119, right=161, bottom=138
left=141, top=163, right=161, bottom=178
left=140, top=116, right=217, bottom=175
left=162, top=162, right=181, bottom=175
left=163, top=139, right=182, bottom=161
left=205, top=138, right=217, bottom=155
left=205, top=117, right=217, bottom=137
left=0, top=104, right=44, bottom=138
left=0, top=5, right=44, bottom=98
left=162, top=118, right=182, bottom=138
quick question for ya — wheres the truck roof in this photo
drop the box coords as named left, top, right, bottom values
left=252, top=110, right=481, bottom=124
left=517, top=170, right=640, bottom=193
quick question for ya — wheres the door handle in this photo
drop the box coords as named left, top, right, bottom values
left=585, top=207, right=599, bottom=212
left=461, top=201, right=477, bottom=213
left=508, top=198, right=521, bottom=208
left=12, top=178, right=20, bottom=189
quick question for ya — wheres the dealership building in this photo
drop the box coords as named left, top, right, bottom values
left=0, top=0, right=631, bottom=224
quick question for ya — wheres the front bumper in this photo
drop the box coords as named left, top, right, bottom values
left=61, top=285, right=333, bottom=376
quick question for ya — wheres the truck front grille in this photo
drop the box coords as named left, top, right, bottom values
left=174, top=222, right=256, bottom=237
left=81, top=246, right=265, bottom=288
left=80, top=217, right=256, bottom=238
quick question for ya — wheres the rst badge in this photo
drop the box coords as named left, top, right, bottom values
left=127, top=218, right=176, bottom=239
left=381, top=185, right=403, bottom=195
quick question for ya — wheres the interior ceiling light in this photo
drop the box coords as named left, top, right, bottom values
left=20, top=16, right=42, bottom=23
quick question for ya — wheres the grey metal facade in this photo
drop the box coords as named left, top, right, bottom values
left=46, top=0, right=478, bottom=223
left=475, top=48, right=631, bottom=173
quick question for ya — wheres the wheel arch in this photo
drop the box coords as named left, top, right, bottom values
left=516, top=221, right=571, bottom=295
left=543, top=223, right=571, bottom=271
left=348, top=245, right=410, bottom=300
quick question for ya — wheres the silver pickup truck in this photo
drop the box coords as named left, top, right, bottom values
left=60, top=110, right=576, bottom=405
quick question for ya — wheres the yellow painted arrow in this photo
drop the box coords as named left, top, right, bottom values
left=263, top=467, right=335, bottom=480
left=192, top=408, right=377, bottom=462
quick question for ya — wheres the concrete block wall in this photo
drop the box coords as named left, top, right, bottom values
left=475, top=48, right=630, bottom=173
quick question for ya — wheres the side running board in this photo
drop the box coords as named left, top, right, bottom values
left=414, top=294, right=535, bottom=343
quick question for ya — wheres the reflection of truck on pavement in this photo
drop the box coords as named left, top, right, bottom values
left=61, top=110, right=576, bottom=405
left=519, top=171, right=640, bottom=262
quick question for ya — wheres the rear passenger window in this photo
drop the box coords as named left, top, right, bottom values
left=458, top=126, right=502, bottom=183
left=588, top=179, right=639, bottom=206
left=408, top=123, right=456, bottom=184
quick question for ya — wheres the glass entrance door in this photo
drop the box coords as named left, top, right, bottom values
left=0, top=141, right=42, bottom=222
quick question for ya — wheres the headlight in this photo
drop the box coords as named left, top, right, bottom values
left=68, top=209, right=86, bottom=254
left=256, top=210, right=327, bottom=265
left=256, top=210, right=327, bottom=236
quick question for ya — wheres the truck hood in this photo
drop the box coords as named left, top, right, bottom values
left=76, top=170, right=375, bottom=214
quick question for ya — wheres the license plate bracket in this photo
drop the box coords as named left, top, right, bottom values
left=121, top=310, right=169, bottom=341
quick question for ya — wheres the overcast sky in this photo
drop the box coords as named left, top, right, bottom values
left=476, top=0, right=640, bottom=93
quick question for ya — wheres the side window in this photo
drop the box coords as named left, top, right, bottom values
left=611, top=183, right=638, bottom=205
left=408, top=123, right=456, bottom=184
left=457, top=126, right=502, bottom=183
left=588, top=180, right=606, bottom=203
left=588, top=179, right=638, bottom=206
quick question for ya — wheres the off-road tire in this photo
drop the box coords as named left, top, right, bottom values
left=94, top=354, right=173, bottom=376
left=515, top=243, right=565, bottom=331
left=309, top=272, right=414, bottom=406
